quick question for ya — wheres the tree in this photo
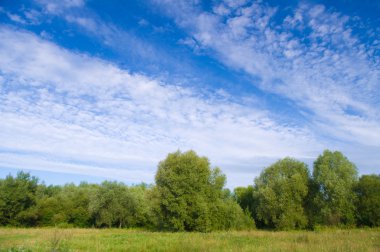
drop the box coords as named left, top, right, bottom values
left=155, top=150, right=213, bottom=231
left=355, top=174, right=380, bottom=227
left=32, top=183, right=95, bottom=227
left=0, top=172, right=38, bottom=226
left=234, top=185, right=256, bottom=219
left=89, top=181, right=141, bottom=228
left=254, top=158, right=310, bottom=230
left=311, top=150, right=358, bottom=226
left=154, top=150, right=254, bottom=232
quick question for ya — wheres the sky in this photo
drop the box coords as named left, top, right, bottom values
left=0, top=0, right=379, bottom=188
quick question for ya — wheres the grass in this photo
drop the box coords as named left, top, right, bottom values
left=0, top=228, right=379, bottom=252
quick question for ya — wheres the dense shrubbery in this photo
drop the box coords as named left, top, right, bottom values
left=0, top=150, right=378, bottom=231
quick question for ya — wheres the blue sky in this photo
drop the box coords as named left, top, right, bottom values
left=0, top=0, right=379, bottom=188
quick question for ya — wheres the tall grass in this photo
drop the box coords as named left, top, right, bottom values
left=0, top=228, right=379, bottom=251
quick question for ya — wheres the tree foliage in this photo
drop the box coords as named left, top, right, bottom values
left=311, top=150, right=358, bottom=226
left=0, top=149, right=377, bottom=230
left=89, top=182, right=136, bottom=228
left=355, top=174, right=380, bottom=227
left=155, top=150, right=254, bottom=231
left=234, top=185, right=256, bottom=219
left=253, top=158, right=310, bottom=230
left=0, top=171, right=38, bottom=226
left=89, top=181, right=151, bottom=228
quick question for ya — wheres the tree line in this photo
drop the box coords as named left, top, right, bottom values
left=0, top=150, right=378, bottom=231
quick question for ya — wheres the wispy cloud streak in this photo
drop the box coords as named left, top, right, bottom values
left=152, top=0, right=380, bottom=147
left=0, top=26, right=320, bottom=187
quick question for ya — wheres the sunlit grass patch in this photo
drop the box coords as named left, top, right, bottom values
left=0, top=228, right=379, bottom=252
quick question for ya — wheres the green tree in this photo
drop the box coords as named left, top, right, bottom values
left=155, top=150, right=254, bottom=232
left=0, top=171, right=39, bottom=226
left=155, top=150, right=213, bottom=231
left=89, top=181, right=140, bottom=228
left=234, top=185, right=256, bottom=219
left=126, top=183, right=156, bottom=228
left=254, top=158, right=310, bottom=230
left=355, top=174, right=380, bottom=227
left=311, top=150, right=358, bottom=226
left=33, top=183, right=96, bottom=227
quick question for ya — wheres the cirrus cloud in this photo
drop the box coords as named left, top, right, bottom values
left=0, top=25, right=321, bottom=187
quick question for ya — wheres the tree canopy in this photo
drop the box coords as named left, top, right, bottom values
left=0, top=149, right=378, bottom=230
left=311, top=150, right=358, bottom=226
left=155, top=150, right=254, bottom=231
left=0, top=171, right=38, bottom=226
left=355, top=174, right=380, bottom=227
left=253, top=158, right=310, bottom=230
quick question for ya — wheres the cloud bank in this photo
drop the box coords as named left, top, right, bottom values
left=1, top=0, right=379, bottom=187
left=0, top=26, right=321, bottom=187
left=152, top=0, right=380, bottom=147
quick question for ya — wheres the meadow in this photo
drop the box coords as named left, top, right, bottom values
left=0, top=228, right=379, bottom=252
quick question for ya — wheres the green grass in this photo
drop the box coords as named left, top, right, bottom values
left=0, top=228, right=379, bottom=251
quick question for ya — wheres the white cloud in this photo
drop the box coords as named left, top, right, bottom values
left=0, top=153, right=150, bottom=183
left=6, top=13, right=28, bottom=24
left=138, top=19, right=149, bottom=27
left=1, top=7, right=41, bottom=26
left=32, top=0, right=199, bottom=85
left=36, top=0, right=85, bottom=15
left=0, top=26, right=321, bottom=188
left=152, top=0, right=380, bottom=148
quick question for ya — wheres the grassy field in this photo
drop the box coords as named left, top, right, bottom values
left=0, top=228, right=379, bottom=252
